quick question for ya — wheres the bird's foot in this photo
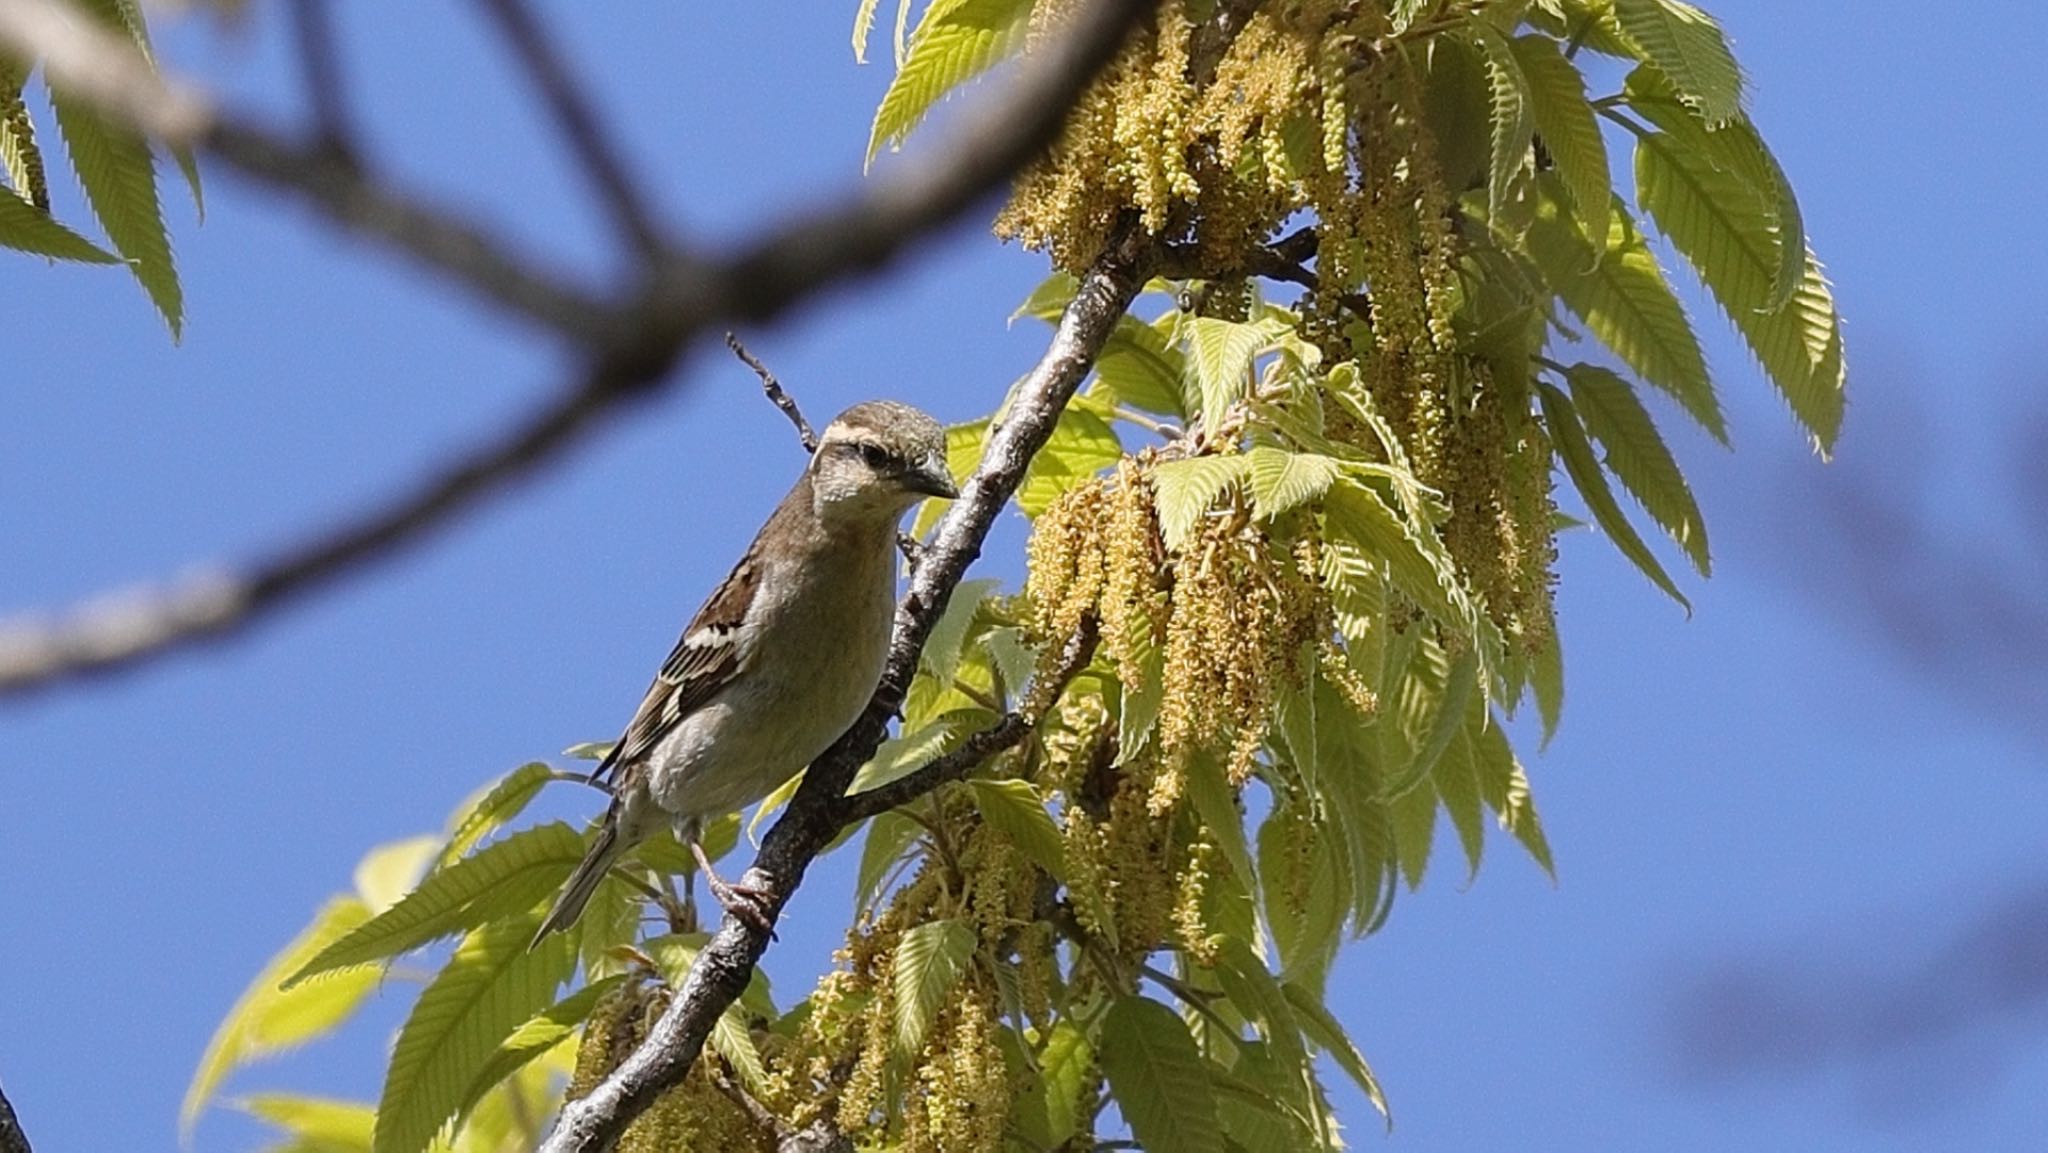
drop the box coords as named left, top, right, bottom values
left=691, top=840, right=778, bottom=938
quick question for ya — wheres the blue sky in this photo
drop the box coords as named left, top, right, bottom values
left=2, top=3, right=2043, bottom=1150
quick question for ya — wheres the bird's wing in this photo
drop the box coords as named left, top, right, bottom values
left=590, top=548, right=760, bottom=784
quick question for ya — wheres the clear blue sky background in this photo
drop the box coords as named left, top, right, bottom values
left=2, top=3, right=2043, bottom=1150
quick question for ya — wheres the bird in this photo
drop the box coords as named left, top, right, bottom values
left=532, top=399, right=958, bottom=944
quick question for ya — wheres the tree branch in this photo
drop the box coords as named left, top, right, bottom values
left=288, top=0, right=356, bottom=155
left=473, top=0, right=668, bottom=257
left=0, top=0, right=1154, bottom=698
left=728, top=333, right=817, bottom=453
left=537, top=218, right=1153, bottom=1153
left=0, top=1080, right=29, bottom=1153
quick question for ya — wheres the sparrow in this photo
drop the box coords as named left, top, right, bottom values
left=533, top=400, right=957, bottom=943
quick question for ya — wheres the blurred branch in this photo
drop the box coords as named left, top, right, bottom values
left=288, top=0, right=355, bottom=154
left=538, top=217, right=1153, bottom=1153
left=0, top=1081, right=28, bottom=1153
left=0, top=0, right=1154, bottom=697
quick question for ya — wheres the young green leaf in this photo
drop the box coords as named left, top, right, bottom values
left=1321, top=479, right=1471, bottom=636
left=892, top=918, right=978, bottom=1056
left=183, top=897, right=381, bottom=1137
left=1510, top=32, right=1610, bottom=245
left=437, top=762, right=557, bottom=869
left=1470, top=710, right=1556, bottom=878
left=1013, top=1020, right=1093, bottom=1150
left=1387, top=771, right=1437, bottom=891
left=1097, top=996, right=1226, bottom=1153
left=1610, top=0, right=1743, bottom=124
left=1095, top=314, right=1190, bottom=419
left=1565, top=363, right=1710, bottom=574
left=1524, top=192, right=1725, bottom=443
left=1151, top=454, right=1248, bottom=551
left=236, top=1093, right=375, bottom=1152
left=1537, top=379, right=1691, bottom=609
left=851, top=0, right=882, bottom=62
left=968, top=778, right=1066, bottom=879
left=920, top=577, right=997, bottom=687
left=1017, top=406, right=1123, bottom=516
left=866, top=0, right=1031, bottom=164
left=1245, top=447, right=1343, bottom=521
left=0, top=63, right=50, bottom=211
left=373, top=920, right=576, bottom=1153
left=711, top=1004, right=770, bottom=1092
left=1183, top=316, right=1269, bottom=431
left=1470, top=24, right=1533, bottom=223
left=1434, top=712, right=1487, bottom=879
left=1279, top=981, right=1391, bottom=1126
left=1186, top=748, right=1258, bottom=903
left=0, top=183, right=116, bottom=262
left=454, top=974, right=626, bottom=1127
left=49, top=85, right=181, bottom=335
left=856, top=809, right=923, bottom=916
left=1529, top=616, right=1564, bottom=746
left=285, top=822, right=588, bottom=987
left=352, top=835, right=439, bottom=914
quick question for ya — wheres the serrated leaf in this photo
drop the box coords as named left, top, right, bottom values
left=454, top=974, right=624, bottom=1127
left=1279, top=981, right=1390, bottom=1126
left=1611, top=0, right=1743, bottom=124
left=851, top=0, right=882, bottom=62
left=1629, top=100, right=1843, bottom=452
left=1470, top=710, right=1555, bottom=877
left=236, top=1093, right=374, bottom=1153
left=893, top=918, right=977, bottom=1056
left=1537, top=380, right=1691, bottom=609
left=1387, top=770, right=1436, bottom=891
left=1187, top=748, right=1257, bottom=903
left=183, top=898, right=381, bottom=1137
left=1259, top=802, right=1346, bottom=986
left=1321, top=480, right=1470, bottom=635
left=1151, top=454, right=1247, bottom=551
left=1435, top=716, right=1486, bottom=879
left=1014, top=1020, right=1092, bottom=1150
left=1565, top=363, right=1709, bottom=574
left=437, top=762, right=556, bottom=869
left=1524, top=192, right=1725, bottom=442
left=353, top=836, right=439, bottom=914
left=1511, top=32, right=1609, bottom=245
left=0, top=182, right=116, bottom=261
left=1018, top=406, right=1123, bottom=517
left=711, top=1004, right=769, bottom=1092
left=49, top=82, right=180, bottom=335
left=1095, top=314, right=1191, bottom=418
left=1530, top=616, right=1564, bottom=746
left=866, top=0, right=1031, bottom=164
left=373, top=920, right=575, bottom=1153
left=1471, top=24, right=1533, bottom=222
left=1184, top=317, right=1268, bottom=431
left=1380, top=644, right=1478, bottom=801
left=1245, top=447, right=1342, bottom=521
left=1099, top=996, right=1226, bottom=1153
left=286, top=823, right=588, bottom=987
left=856, top=810, right=922, bottom=916
left=968, top=778, right=1066, bottom=878
left=920, top=577, right=997, bottom=687
left=0, top=63, right=50, bottom=212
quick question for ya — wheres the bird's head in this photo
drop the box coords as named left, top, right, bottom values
left=808, top=400, right=958, bottom=523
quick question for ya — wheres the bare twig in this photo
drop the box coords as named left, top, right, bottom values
left=473, top=0, right=667, bottom=256
left=840, top=615, right=1099, bottom=822
left=537, top=216, right=1153, bottom=1153
left=288, top=0, right=355, bottom=154
left=0, top=1080, right=29, bottom=1153
left=0, top=0, right=210, bottom=142
left=0, top=0, right=1152, bottom=697
left=728, top=333, right=817, bottom=453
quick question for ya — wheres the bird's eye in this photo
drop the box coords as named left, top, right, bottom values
left=857, top=443, right=891, bottom=469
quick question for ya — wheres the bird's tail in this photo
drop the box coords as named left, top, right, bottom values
left=531, top=812, right=622, bottom=949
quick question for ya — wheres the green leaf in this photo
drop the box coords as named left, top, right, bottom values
left=1387, top=769, right=1436, bottom=891
left=184, top=898, right=381, bottom=1137
left=1470, top=711, right=1555, bottom=878
left=236, top=1094, right=375, bottom=1153
left=866, top=0, right=1031, bottom=164
left=352, top=836, right=439, bottom=914
left=1524, top=191, right=1725, bottom=442
left=1280, top=981, right=1391, bottom=1127
left=1565, top=363, right=1710, bottom=574
left=1470, top=24, right=1533, bottom=222
left=1018, top=405, right=1123, bottom=517
left=437, top=762, right=556, bottom=869
left=0, top=181, right=116, bottom=261
left=1014, top=1020, right=1093, bottom=1150
left=1510, top=32, right=1609, bottom=245
left=454, top=974, right=625, bottom=1126
left=920, top=577, right=997, bottom=687
left=1259, top=802, right=1346, bottom=986
left=1095, top=314, right=1191, bottom=418
left=49, top=82, right=180, bottom=335
left=286, top=822, right=587, bottom=987
left=712, top=1005, right=770, bottom=1092
left=1434, top=713, right=1487, bottom=879
left=851, top=0, right=883, bottom=62
left=892, top=918, right=978, bottom=1056
left=1184, top=316, right=1268, bottom=431
left=0, top=63, right=49, bottom=212
left=968, top=778, right=1066, bottom=878
left=1610, top=0, right=1743, bottom=124
left=1245, top=447, right=1342, bottom=521
left=1321, top=479, right=1470, bottom=636
left=1530, top=617, right=1564, bottom=746
left=374, top=919, right=576, bottom=1153
left=1187, top=748, right=1257, bottom=903
left=1537, top=379, right=1691, bottom=609
left=1097, top=996, right=1226, bottom=1153
left=1380, top=644, right=1478, bottom=802
left=1151, top=454, right=1248, bottom=552
left=1013, top=270, right=1079, bottom=323
left=1629, top=99, right=1845, bottom=452
left=856, top=809, right=923, bottom=916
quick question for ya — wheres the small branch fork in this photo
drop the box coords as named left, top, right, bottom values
left=0, top=0, right=1154, bottom=696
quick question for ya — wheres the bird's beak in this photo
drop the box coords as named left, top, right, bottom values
left=907, top=454, right=959, bottom=500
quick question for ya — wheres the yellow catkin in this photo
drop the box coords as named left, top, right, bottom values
left=904, top=983, right=1010, bottom=1153
left=1173, top=838, right=1222, bottom=966
left=1100, top=460, right=1167, bottom=695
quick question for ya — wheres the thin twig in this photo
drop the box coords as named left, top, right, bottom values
left=728, top=333, right=817, bottom=453
left=0, top=0, right=1151, bottom=698
left=710, top=1068, right=794, bottom=1141
left=473, top=0, right=667, bottom=256
left=537, top=215, right=1153, bottom=1153
left=0, top=1080, right=29, bottom=1153
left=288, top=0, right=355, bottom=155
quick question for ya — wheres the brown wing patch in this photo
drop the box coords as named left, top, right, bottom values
left=592, top=552, right=759, bottom=782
